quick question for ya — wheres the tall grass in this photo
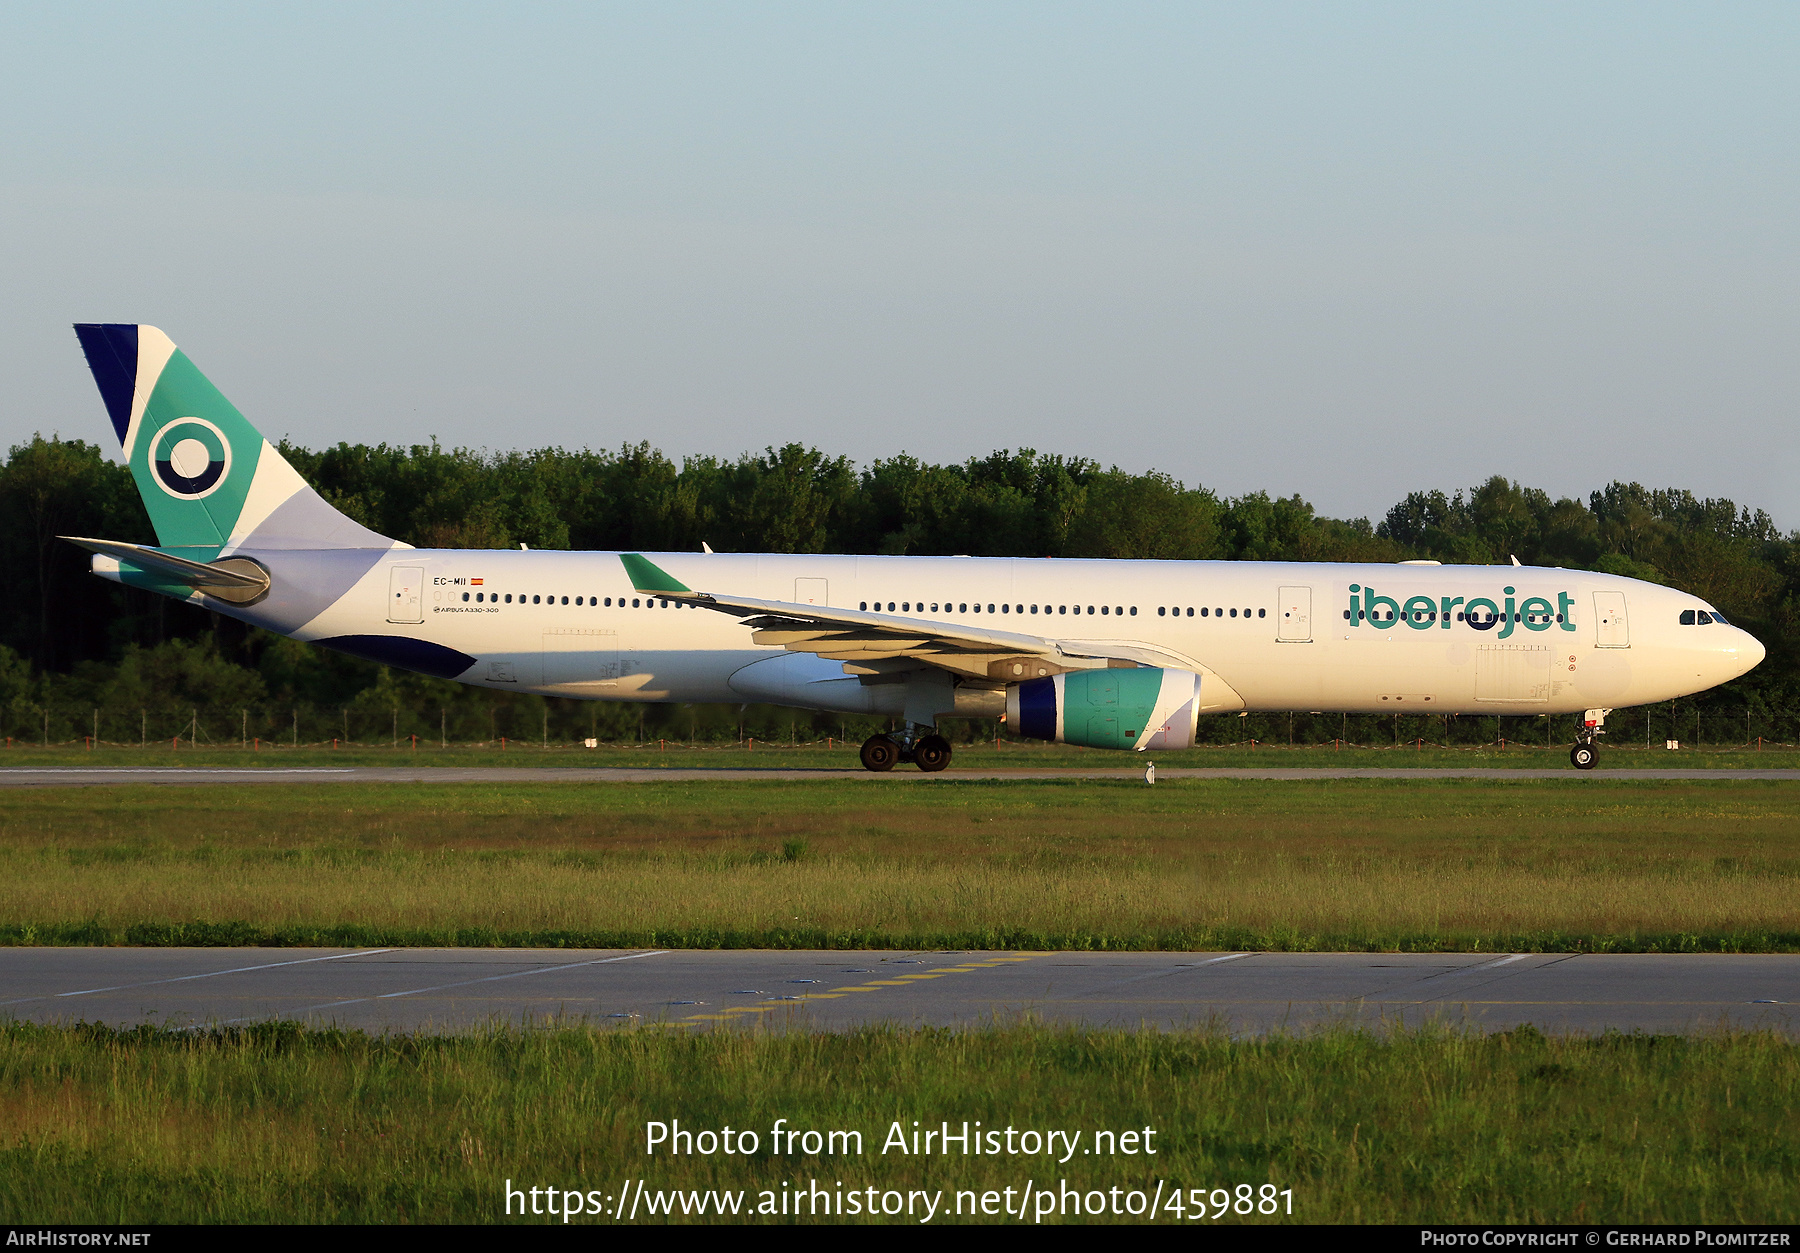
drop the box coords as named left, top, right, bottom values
left=1, top=779, right=1797, bottom=951
left=0, top=1020, right=1793, bottom=1224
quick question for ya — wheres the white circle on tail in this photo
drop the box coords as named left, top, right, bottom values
left=150, top=418, right=232, bottom=499
left=169, top=438, right=210, bottom=477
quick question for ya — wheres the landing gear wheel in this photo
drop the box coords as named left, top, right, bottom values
left=1570, top=743, right=1598, bottom=770
left=859, top=735, right=900, bottom=772
left=914, top=734, right=952, bottom=773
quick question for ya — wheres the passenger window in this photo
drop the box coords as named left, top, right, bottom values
left=1258, top=608, right=1266, bottom=618
left=462, top=592, right=470, bottom=602
left=504, top=594, right=513, bottom=603
left=960, top=603, right=968, bottom=613
left=1158, top=606, right=1167, bottom=617
left=1229, top=608, right=1237, bottom=618
left=1129, top=606, right=1137, bottom=616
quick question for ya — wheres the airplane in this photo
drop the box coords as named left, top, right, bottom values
left=64, top=324, right=1764, bottom=772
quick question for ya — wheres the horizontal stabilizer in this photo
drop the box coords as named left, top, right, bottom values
left=62, top=536, right=270, bottom=602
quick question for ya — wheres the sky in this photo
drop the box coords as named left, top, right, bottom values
left=2, top=2, right=1797, bottom=527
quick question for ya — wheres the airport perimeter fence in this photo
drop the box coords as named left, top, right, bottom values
left=3, top=700, right=1799, bottom=754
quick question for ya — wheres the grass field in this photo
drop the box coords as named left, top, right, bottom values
left=3, top=738, right=1796, bottom=770
left=3, top=777, right=1797, bottom=951
left=1, top=1019, right=1793, bottom=1224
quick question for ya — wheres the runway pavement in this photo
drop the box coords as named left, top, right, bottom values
left=2, top=766, right=1798, bottom=785
left=1, top=947, right=1793, bottom=1036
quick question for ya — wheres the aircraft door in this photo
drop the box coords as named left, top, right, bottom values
left=1277, top=586, right=1312, bottom=642
left=1593, top=591, right=1629, bottom=648
left=795, top=578, right=829, bottom=606
left=387, top=566, right=424, bottom=624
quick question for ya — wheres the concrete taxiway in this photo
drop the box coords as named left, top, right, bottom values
left=1, top=948, right=1792, bottom=1036
left=1, top=766, right=1798, bottom=786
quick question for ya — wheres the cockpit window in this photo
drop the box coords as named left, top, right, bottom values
left=1680, top=610, right=1695, bottom=625
left=1708, top=610, right=1729, bottom=625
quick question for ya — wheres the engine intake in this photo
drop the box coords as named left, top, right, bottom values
left=1005, top=668, right=1202, bottom=751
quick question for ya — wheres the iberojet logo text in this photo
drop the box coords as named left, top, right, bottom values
left=1347, top=584, right=1576, bottom=640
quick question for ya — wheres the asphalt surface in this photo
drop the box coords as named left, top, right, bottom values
left=2, top=948, right=1793, bottom=1036
left=2, top=766, right=1798, bottom=785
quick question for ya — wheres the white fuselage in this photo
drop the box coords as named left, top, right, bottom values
left=285, top=552, right=1762, bottom=719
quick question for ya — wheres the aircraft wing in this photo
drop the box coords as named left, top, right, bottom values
left=620, top=553, right=1205, bottom=682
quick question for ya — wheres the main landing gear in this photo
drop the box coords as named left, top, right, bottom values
left=1570, top=707, right=1610, bottom=771
left=859, top=728, right=952, bottom=773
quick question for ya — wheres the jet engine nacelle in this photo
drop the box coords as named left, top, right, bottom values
left=1005, top=667, right=1202, bottom=751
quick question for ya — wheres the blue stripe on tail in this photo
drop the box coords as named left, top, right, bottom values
left=73, top=324, right=138, bottom=445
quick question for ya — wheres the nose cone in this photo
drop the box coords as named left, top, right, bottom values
left=1738, top=630, right=1767, bottom=675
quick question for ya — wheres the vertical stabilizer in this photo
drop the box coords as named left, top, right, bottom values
left=73, top=324, right=399, bottom=554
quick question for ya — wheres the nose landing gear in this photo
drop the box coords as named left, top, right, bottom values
left=859, top=726, right=954, bottom=773
left=1570, top=707, right=1611, bottom=771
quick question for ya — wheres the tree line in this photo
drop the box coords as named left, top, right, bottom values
left=0, top=435, right=1794, bottom=746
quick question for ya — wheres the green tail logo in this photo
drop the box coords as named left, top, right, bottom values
left=74, top=324, right=393, bottom=554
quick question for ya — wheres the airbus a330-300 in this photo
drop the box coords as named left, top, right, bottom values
left=66, top=324, right=1762, bottom=771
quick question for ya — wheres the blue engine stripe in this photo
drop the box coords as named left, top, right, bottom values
left=1017, top=677, right=1058, bottom=742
